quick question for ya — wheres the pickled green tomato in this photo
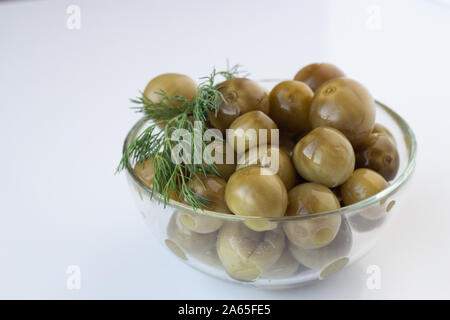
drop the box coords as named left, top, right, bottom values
left=309, top=78, right=376, bottom=147
left=292, top=127, right=355, bottom=188
left=208, top=78, right=269, bottom=132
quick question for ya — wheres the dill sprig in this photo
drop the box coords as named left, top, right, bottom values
left=117, top=64, right=244, bottom=210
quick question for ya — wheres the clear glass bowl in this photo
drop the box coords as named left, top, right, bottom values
left=122, top=80, right=417, bottom=289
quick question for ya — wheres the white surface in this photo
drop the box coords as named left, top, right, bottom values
left=1, top=0, right=450, bottom=299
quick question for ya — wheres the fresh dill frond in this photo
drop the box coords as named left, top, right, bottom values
left=130, top=90, right=191, bottom=121
left=117, top=63, right=245, bottom=210
left=218, top=60, right=249, bottom=80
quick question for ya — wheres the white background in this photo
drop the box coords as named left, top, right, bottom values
left=1, top=0, right=450, bottom=299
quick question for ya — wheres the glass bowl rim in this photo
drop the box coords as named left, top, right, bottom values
left=123, top=100, right=417, bottom=222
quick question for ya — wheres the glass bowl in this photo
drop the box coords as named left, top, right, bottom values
left=122, top=80, right=417, bottom=289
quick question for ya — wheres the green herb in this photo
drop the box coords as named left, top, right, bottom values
left=117, top=64, right=244, bottom=210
